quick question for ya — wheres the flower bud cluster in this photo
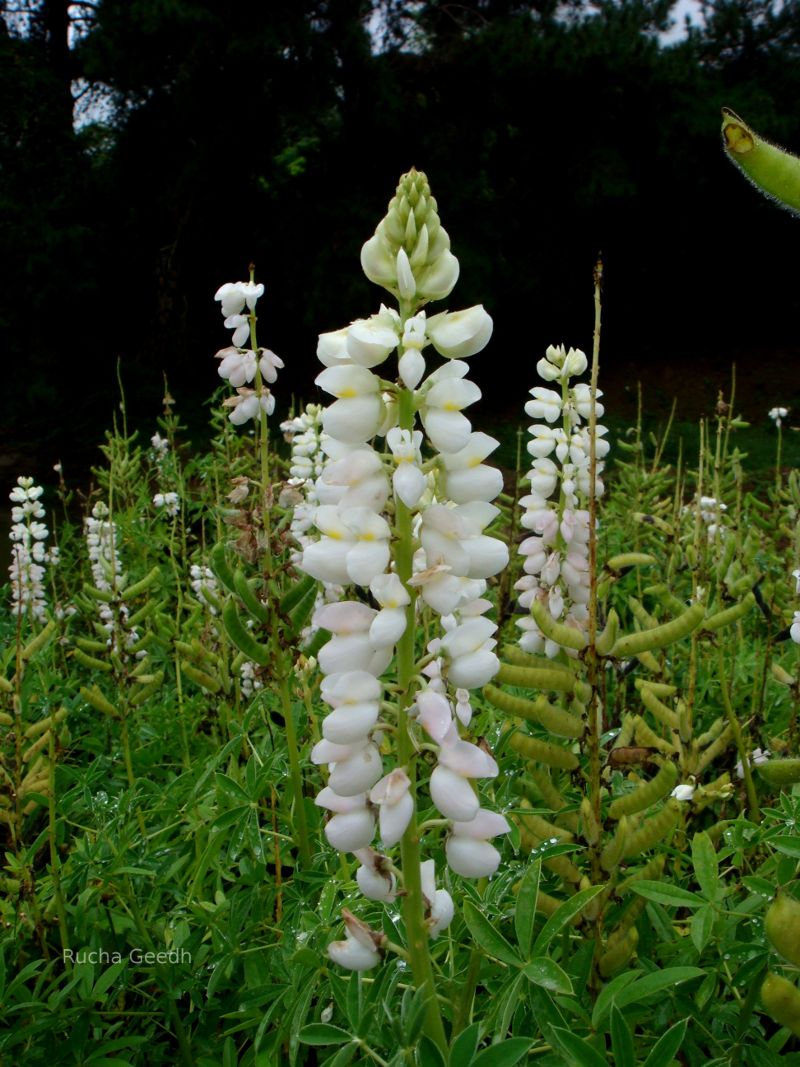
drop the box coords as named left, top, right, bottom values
left=296, top=171, right=510, bottom=968
left=8, top=476, right=57, bottom=621
left=214, top=280, right=284, bottom=425
left=516, top=344, right=609, bottom=657
left=84, top=502, right=140, bottom=655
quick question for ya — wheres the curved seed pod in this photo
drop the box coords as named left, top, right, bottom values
left=606, top=553, right=657, bottom=573
left=765, top=894, right=800, bottom=968
left=287, top=581, right=319, bottom=635
left=633, top=715, right=677, bottom=756
left=635, top=650, right=663, bottom=674
left=636, top=679, right=677, bottom=699
left=608, top=760, right=679, bottom=820
left=695, top=723, right=734, bottom=774
left=761, top=973, right=800, bottom=1037
left=506, top=724, right=580, bottom=770
left=233, top=570, right=271, bottom=624
left=622, top=799, right=680, bottom=858
left=599, top=926, right=639, bottom=977
left=728, top=573, right=758, bottom=598
left=80, top=685, right=120, bottom=718
left=595, top=609, right=620, bottom=656
left=517, top=824, right=582, bottom=885
left=126, top=632, right=155, bottom=655
left=629, top=596, right=659, bottom=632
left=580, top=798, right=601, bottom=846
left=637, top=684, right=678, bottom=731
left=722, top=108, right=800, bottom=216
left=695, top=716, right=725, bottom=748
left=279, top=573, right=317, bottom=616
left=502, top=645, right=575, bottom=674
left=0, top=710, right=13, bottom=725
left=20, top=620, right=58, bottom=662
left=23, top=732, right=52, bottom=762
left=23, top=710, right=66, bottom=738
left=703, top=593, right=756, bottom=632
left=757, top=760, right=800, bottom=787
left=210, top=542, right=238, bottom=595
left=533, top=890, right=580, bottom=923
left=613, top=714, right=636, bottom=749
left=120, top=565, right=161, bottom=600
left=531, top=600, right=588, bottom=652
left=617, top=853, right=667, bottom=897
left=126, top=598, right=163, bottom=629
left=715, top=534, right=737, bottom=581
left=181, top=663, right=223, bottom=694
left=485, top=685, right=584, bottom=738
left=495, top=662, right=576, bottom=693
left=529, top=768, right=580, bottom=831
left=75, top=636, right=110, bottom=654
left=222, top=597, right=272, bottom=666
left=611, top=602, right=705, bottom=658
left=519, top=807, right=574, bottom=844
left=72, top=647, right=112, bottom=672
left=772, top=664, right=797, bottom=687
left=600, top=815, right=630, bottom=872
left=130, top=671, right=165, bottom=706
left=643, top=584, right=686, bottom=616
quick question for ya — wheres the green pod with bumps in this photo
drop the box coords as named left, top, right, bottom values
left=633, top=715, right=677, bottom=756
left=528, top=768, right=579, bottom=832
left=636, top=679, right=677, bottom=699
left=623, top=799, right=680, bottom=858
left=695, top=723, right=734, bottom=774
left=506, top=723, right=579, bottom=770
left=608, top=761, right=679, bottom=820
left=606, top=553, right=657, bottom=572
left=209, top=542, right=238, bottom=595
left=703, top=593, right=756, bottom=632
left=181, top=663, right=223, bottom=694
left=599, top=926, right=639, bottom=977
left=485, top=685, right=584, bottom=738
left=501, top=645, right=575, bottom=674
left=20, top=620, right=57, bottom=661
left=72, top=647, right=112, bottom=672
left=600, top=815, right=630, bottom=872
left=495, top=662, right=577, bottom=694
left=531, top=600, right=588, bottom=652
left=765, top=894, right=800, bottom=967
left=595, top=609, right=620, bottom=656
left=611, top=601, right=705, bottom=658
left=233, top=570, right=271, bottom=624
left=80, top=685, right=119, bottom=718
left=761, top=973, right=800, bottom=1036
left=120, top=565, right=160, bottom=600
left=222, top=597, right=272, bottom=666
left=617, top=853, right=667, bottom=897
left=279, top=573, right=317, bottom=616
left=722, top=108, right=800, bottom=216
left=644, top=584, right=688, bottom=616
left=519, top=808, right=574, bottom=844
left=637, top=683, right=678, bottom=731
left=757, top=759, right=800, bottom=787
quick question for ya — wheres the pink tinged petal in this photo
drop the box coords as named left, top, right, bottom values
left=328, top=935, right=380, bottom=971
left=451, top=809, right=510, bottom=839
left=379, top=791, right=414, bottom=847
left=369, top=607, right=407, bottom=648
left=356, top=864, right=396, bottom=901
left=429, top=889, right=455, bottom=936
left=426, top=305, right=493, bottom=359
left=417, top=689, right=454, bottom=743
left=448, top=649, right=500, bottom=689
left=325, top=809, right=376, bottom=851
left=429, top=765, right=480, bottom=822
left=445, top=836, right=501, bottom=878
left=398, top=349, right=426, bottom=389
left=315, top=786, right=367, bottom=813
left=328, top=742, right=383, bottom=797
left=322, top=702, right=380, bottom=745
left=439, top=740, right=498, bottom=778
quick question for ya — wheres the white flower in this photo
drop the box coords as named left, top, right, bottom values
left=670, top=783, right=695, bottom=802
left=792, top=611, right=800, bottom=645
left=223, top=387, right=275, bottom=425
left=769, top=406, right=789, bottom=426
left=419, top=361, right=481, bottom=454
left=328, top=910, right=382, bottom=971
left=153, top=491, right=180, bottom=517
left=370, top=768, right=414, bottom=847
left=426, top=305, right=493, bottom=360
left=445, top=836, right=502, bottom=878
left=440, top=433, right=503, bottom=504
left=525, top=388, right=562, bottom=424
left=316, top=365, right=383, bottom=444
left=735, top=748, right=771, bottom=779
left=354, top=848, right=396, bottom=901
left=387, top=427, right=427, bottom=508
left=792, top=568, right=800, bottom=596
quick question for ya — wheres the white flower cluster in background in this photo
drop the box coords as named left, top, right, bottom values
left=515, top=344, right=609, bottom=657
left=769, top=406, right=789, bottom=428
left=295, top=170, right=510, bottom=966
left=153, top=491, right=180, bottom=517
left=684, top=494, right=728, bottom=542
left=214, top=280, right=284, bottom=425
left=189, top=563, right=218, bottom=614
left=150, top=432, right=169, bottom=461
left=84, top=502, right=140, bottom=655
left=8, top=476, right=58, bottom=621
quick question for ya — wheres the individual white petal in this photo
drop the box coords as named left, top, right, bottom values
left=429, top=889, right=455, bottom=936
left=445, top=836, right=501, bottom=878
left=346, top=319, right=399, bottom=368
left=319, top=633, right=381, bottom=676
left=325, top=808, right=376, bottom=851
left=323, top=397, right=384, bottom=444
left=379, top=791, right=414, bottom=847
left=369, top=606, right=407, bottom=648
left=323, top=702, right=380, bottom=744
left=426, top=305, right=493, bottom=359
left=311, top=738, right=360, bottom=765
left=301, top=539, right=352, bottom=584
left=361, top=232, right=397, bottom=287
left=393, top=464, right=427, bottom=509
left=451, top=809, right=510, bottom=839
left=315, top=786, right=367, bottom=813
left=356, top=863, right=396, bottom=901
left=329, top=743, right=383, bottom=796
left=429, top=765, right=480, bottom=822
left=445, top=466, right=504, bottom=504
left=346, top=541, right=391, bottom=587
left=315, top=600, right=375, bottom=633
left=463, top=535, right=509, bottom=579
left=396, top=248, right=416, bottom=300
left=417, top=689, right=453, bottom=743
left=398, top=349, right=426, bottom=389
left=328, top=934, right=380, bottom=971
left=417, top=250, right=460, bottom=301
left=438, top=740, right=498, bottom=778
left=448, top=649, right=500, bottom=689
left=422, top=409, right=473, bottom=454
left=420, top=859, right=436, bottom=904
left=370, top=572, right=411, bottom=609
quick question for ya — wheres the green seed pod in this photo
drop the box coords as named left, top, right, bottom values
left=715, top=534, right=737, bottom=581
left=599, top=926, right=639, bottom=977
left=635, top=650, right=663, bottom=674
left=757, top=760, right=800, bottom=787
left=695, top=723, right=733, bottom=774
left=518, top=824, right=582, bottom=885
left=633, top=715, right=677, bottom=756
left=506, top=723, right=580, bottom=770
left=125, top=598, right=163, bottom=629
left=528, top=768, right=580, bottom=832
left=703, top=593, right=756, bottom=632
left=623, top=799, right=680, bottom=858
left=722, top=108, right=800, bottom=216
left=531, top=600, right=588, bottom=652
left=126, top=632, right=155, bottom=655
left=728, top=573, right=757, bottom=598
left=181, top=663, right=223, bottom=694
left=120, top=565, right=161, bottom=600
left=80, top=685, right=120, bottom=718
left=23, top=709, right=68, bottom=739
left=210, top=542, right=238, bottom=595
left=608, top=760, right=679, bottom=820
left=287, top=580, right=319, bottom=635
left=485, top=685, right=584, bottom=738
left=520, top=808, right=574, bottom=844
left=611, top=602, right=705, bottom=658
left=130, top=671, right=165, bottom=706
left=696, top=717, right=726, bottom=748
left=761, top=973, right=800, bottom=1036
left=772, top=664, right=797, bottom=687
left=23, top=731, right=51, bottom=762
left=636, top=679, right=677, bottom=699
left=0, top=710, right=13, bottom=724
left=765, top=894, right=800, bottom=967
left=643, top=585, right=687, bottom=616
left=233, top=570, right=271, bottom=624
left=83, top=582, right=114, bottom=603
left=606, top=553, right=657, bottom=573
left=222, top=597, right=272, bottom=666
left=595, top=609, right=620, bottom=656
left=72, top=647, right=112, bottom=672
left=617, top=853, right=667, bottom=897
left=75, top=636, right=111, bottom=654
left=637, top=683, right=678, bottom=731
left=580, top=797, right=601, bottom=846
left=600, top=815, right=630, bottom=872
left=20, top=620, right=57, bottom=662
left=279, top=573, right=317, bottom=616
left=629, top=596, right=660, bottom=632
left=614, top=714, right=636, bottom=749
left=495, top=661, right=577, bottom=694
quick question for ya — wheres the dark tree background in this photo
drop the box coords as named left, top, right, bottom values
left=2, top=0, right=800, bottom=469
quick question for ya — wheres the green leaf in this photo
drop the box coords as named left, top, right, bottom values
left=462, top=900, right=521, bottom=967
left=298, top=1023, right=353, bottom=1046
left=449, top=1022, right=481, bottom=1067
left=533, top=885, right=604, bottom=956
left=591, top=971, right=640, bottom=1030
left=417, top=1036, right=447, bottom=1067
left=627, top=881, right=704, bottom=908
left=641, top=1018, right=688, bottom=1067
left=215, top=772, right=251, bottom=804
left=523, top=957, right=573, bottom=995
left=610, top=1004, right=635, bottom=1067
left=472, top=1038, right=535, bottom=1067
left=91, top=959, right=129, bottom=1001
left=691, top=832, right=720, bottom=900
left=614, top=968, right=705, bottom=1012
left=771, top=836, right=800, bottom=859
left=550, top=1027, right=608, bottom=1067
left=690, top=904, right=714, bottom=954
left=514, top=860, right=541, bottom=960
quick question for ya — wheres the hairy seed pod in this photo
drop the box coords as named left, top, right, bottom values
left=209, top=541, right=238, bottom=594
left=765, top=894, right=800, bottom=967
left=518, top=824, right=582, bottom=884
left=181, top=663, right=223, bottom=694
left=694, top=723, right=734, bottom=774
left=222, top=598, right=271, bottom=666
left=233, top=570, right=271, bottom=624
left=506, top=724, right=580, bottom=770
left=501, top=645, right=575, bottom=674
left=125, top=599, right=163, bottom=629
left=23, top=709, right=68, bottom=739
left=599, top=926, right=639, bottom=977
left=703, top=593, right=756, bottom=632
left=531, top=600, right=588, bottom=651
left=623, top=799, right=680, bottom=858
left=611, top=602, right=705, bottom=658
left=0, top=711, right=13, bottom=725
left=643, top=584, right=686, bottom=616
left=130, top=672, right=165, bottom=706
left=120, top=565, right=161, bottom=600
left=595, top=609, right=620, bottom=656
left=613, top=714, right=636, bottom=749
left=633, top=715, right=677, bottom=756
left=761, top=973, right=800, bottom=1036
left=519, top=806, right=574, bottom=844
left=72, top=647, right=112, bottom=673
left=533, top=889, right=579, bottom=922
left=637, top=684, right=679, bottom=731
left=722, top=108, right=800, bottom=215
left=617, top=853, right=667, bottom=897
left=629, top=596, right=660, bottom=632
left=80, top=685, right=120, bottom=718
left=757, top=760, right=800, bottom=787
left=609, top=761, right=679, bottom=820
left=636, top=679, right=677, bottom=700
left=728, top=573, right=757, bottom=598
left=529, top=768, right=580, bottom=831
left=580, top=798, right=601, bottom=846
left=485, top=685, right=584, bottom=737
left=771, top=664, right=797, bottom=687
left=606, top=553, right=657, bottom=573
left=635, top=650, right=663, bottom=674
left=600, top=815, right=630, bottom=872
left=495, top=662, right=576, bottom=693
left=696, top=717, right=726, bottom=748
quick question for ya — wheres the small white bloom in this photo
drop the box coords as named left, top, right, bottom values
left=670, top=783, right=695, bottom=802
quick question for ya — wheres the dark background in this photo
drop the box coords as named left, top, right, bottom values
left=2, top=0, right=800, bottom=480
